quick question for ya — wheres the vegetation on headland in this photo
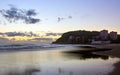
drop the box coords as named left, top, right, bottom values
left=52, top=30, right=120, bottom=44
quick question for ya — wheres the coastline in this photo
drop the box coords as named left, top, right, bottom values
left=93, top=44, right=120, bottom=75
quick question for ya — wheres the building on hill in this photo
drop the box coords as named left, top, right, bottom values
left=100, top=30, right=108, bottom=40
left=91, top=30, right=118, bottom=44
left=53, top=30, right=119, bottom=44
left=68, top=36, right=75, bottom=43
left=110, top=31, right=117, bottom=40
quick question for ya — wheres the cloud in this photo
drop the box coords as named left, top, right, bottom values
left=57, top=16, right=72, bottom=22
left=57, top=17, right=64, bottom=22
left=68, top=16, right=72, bottom=19
left=31, top=38, right=52, bottom=41
left=0, top=37, right=10, bottom=44
left=0, top=33, right=4, bottom=37
left=0, top=32, right=62, bottom=37
left=0, top=5, right=40, bottom=24
left=5, top=32, right=38, bottom=37
left=46, top=32, right=62, bottom=36
left=30, top=38, right=53, bottom=43
left=0, top=31, right=62, bottom=44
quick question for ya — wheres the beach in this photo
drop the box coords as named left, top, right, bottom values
left=0, top=44, right=119, bottom=75
left=93, top=44, right=120, bottom=75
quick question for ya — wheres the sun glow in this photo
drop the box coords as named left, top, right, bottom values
left=2, top=33, right=61, bottom=43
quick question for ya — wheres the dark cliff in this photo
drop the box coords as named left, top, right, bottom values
left=52, top=30, right=100, bottom=44
left=53, top=30, right=120, bottom=44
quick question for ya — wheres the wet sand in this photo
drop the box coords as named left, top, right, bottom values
left=93, top=44, right=120, bottom=75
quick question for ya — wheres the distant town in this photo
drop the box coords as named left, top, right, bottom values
left=53, top=30, right=120, bottom=44
left=91, top=30, right=117, bottom=44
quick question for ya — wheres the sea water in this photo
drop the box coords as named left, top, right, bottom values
left=0, top=44, right=119, bottom=75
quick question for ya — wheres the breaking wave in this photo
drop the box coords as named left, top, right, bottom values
left=0, top=44, right=64, bottom=51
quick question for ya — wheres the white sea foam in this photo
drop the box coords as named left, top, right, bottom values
left=0, top=44, right=65, bottom=51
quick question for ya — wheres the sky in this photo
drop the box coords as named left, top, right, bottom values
left=0, top=0, right=120, bottom=43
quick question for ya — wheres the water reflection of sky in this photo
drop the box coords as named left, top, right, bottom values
left=0, top=49, right=119, bottom=75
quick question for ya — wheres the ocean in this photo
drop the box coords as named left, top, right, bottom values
left=0, top=43, right=119, bottom=75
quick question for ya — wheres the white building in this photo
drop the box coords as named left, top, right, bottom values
left=110, top=31, right=117, bottom=40
left=100, top=30, right=108, bottom=40
left=91, top=40, right=111, bottom=44
left=69, top=36, right=74, bottom=40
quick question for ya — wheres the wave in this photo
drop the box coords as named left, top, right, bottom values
left=0, top=44, right=64, bottom=51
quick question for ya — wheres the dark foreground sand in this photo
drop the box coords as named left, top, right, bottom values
left=93, top=44, right=120, bottom=75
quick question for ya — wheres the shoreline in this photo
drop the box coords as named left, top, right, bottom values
left=93, top=44, right=120, bottom=75
left=0, top=43, right=119, bottom=75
